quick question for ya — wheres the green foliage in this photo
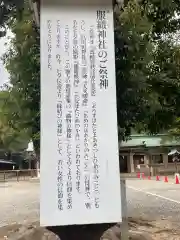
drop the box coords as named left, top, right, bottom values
left=116, top=0, right=180, bottom=139
left=115, top=0, right=180, bottom=140
left=1, top=0, right=180, bottom=148
left=145, top=40, right=180, bottom=133
left=140, top=0, right=180, bottom=38
left=123, top=0, right=180, bottom=37
left=2, top=4, right=40, bottom=152
left=115, top=1, right=153, bottom=138
left=0, top=0, right=24, bottom=36
left=0, top=90, right=30, bottom=155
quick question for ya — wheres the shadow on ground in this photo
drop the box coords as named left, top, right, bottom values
left=1, top=217, right=180, bottom=240
left=0, top=219, right=153, bottom=240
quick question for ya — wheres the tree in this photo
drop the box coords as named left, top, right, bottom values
left=123, top=0, right=180, bottom=38
left=114, top=0, right=180, bottom=140
left=1, top=0, right=180, bottom=143
left=0, top=0, right=24, bottom=37
left=2, top=3, right=40, bottom=158
left=141, top=40, right=180, bottom=133
left=142, top=0, right=180, bottom=38
left=115, top=1, right=154, bottom=139
left=0, top=90, right=30, bottom=159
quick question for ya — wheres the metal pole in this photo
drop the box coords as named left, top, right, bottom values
left=120, top=179, right=129, bottom=240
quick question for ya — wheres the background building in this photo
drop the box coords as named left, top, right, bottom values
left=119, top=134, right=180, bottom=175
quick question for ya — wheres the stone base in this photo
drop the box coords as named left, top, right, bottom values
left=0, top=222, right=153, bottom=240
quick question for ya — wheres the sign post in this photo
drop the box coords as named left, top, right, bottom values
left=121, top=180, right=129, bottom=239
left=40, top=0, right=121, bottom=227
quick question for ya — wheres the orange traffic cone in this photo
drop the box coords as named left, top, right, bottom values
left=164, top=176, right=168, bottom=183
left=156, top=175, right=160, bottom=181
left=175, top=175, right=180, bottom=184
left=137, top=172, right=140, bottom=178
left=148, top=176, right=151, bottom=180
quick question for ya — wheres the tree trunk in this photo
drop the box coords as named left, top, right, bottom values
left=6, top=151, right=12, bottom=161
left=175, top=161, right=178, bottom=173
left=34, top=152, right=40, bottom=177
left=32, top=135, right=40, bottom=177
left=28, top=158, right=31, bottom=169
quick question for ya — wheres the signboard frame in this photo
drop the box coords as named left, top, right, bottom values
left=40, top=0, right=121, bottom=227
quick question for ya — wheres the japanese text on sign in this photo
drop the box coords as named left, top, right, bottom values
left=41, top=0, right=121, bottom=227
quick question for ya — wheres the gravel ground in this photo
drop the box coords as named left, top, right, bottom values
left=0, top=178, right=180, bottom=239
left=0, top=181, right=39, bottom=227
left=126, top=179, right=180, bottom=228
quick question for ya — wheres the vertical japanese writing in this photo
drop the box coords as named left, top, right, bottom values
left=56, top=20, right=61, bottom=48
left=56, top=20, right=64, bottom=211
left=97, top=10, right=108, bottom=89
left=89, top=23, right=99, bottom=208
left=57, top=160, right=63, bottom=210
left=56, top=20, right=62, bottom=137
left=64, top=24, right=73, bottom=210
left=92, top=102, right=100, bottom=208
left=80, top=20, right=91, bottom=209
left=90, top=26, right=96, bottom=97
left=73, top=20, right=79, bottom=87
left=57, top=100, right=63, bottom=211
left=75, top=93, right=81, bottom=193
left=47, top=20, right=52, bottom=70
left=55, top=10, right=108, bottom=213
left=81, top=21, right=88, bottom=107
left=41, top=3, right=122, bottom=225
left=66, top=112, right=72, bottom=139
left=66, top=141, right=72, bottom=209
left=73, top=20, right=81, bottom=194
left=84, top=110, right=91, bottom=209
left=65, top=25, right=71, bottom=108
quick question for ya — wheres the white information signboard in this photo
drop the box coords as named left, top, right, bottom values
left=40, top=0, right=121, bottom=227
